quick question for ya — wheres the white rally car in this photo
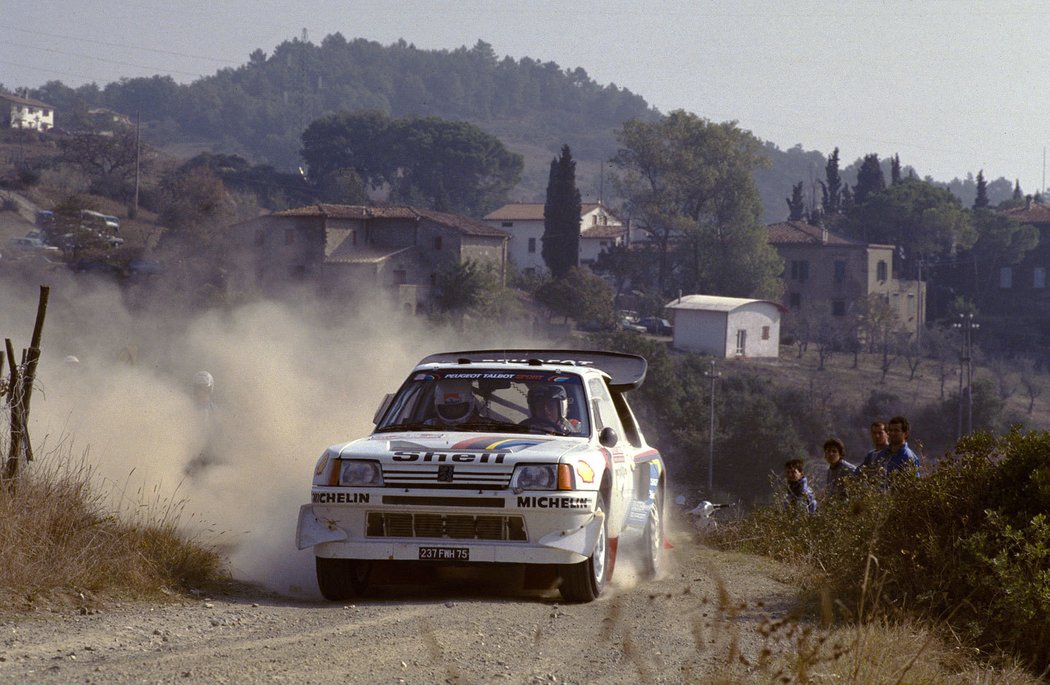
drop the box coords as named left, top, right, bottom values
left=296, top=349, right=666, bottom=602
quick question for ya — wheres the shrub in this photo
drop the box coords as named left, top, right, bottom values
left=714, top=428, right=1050, bottom=673
left=0, top=449, right=225, bottom=606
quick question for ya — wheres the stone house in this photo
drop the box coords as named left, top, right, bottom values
left=483, top=201, right=624, bottom=275
left=229, top=204, right=509, bottom=314
left=768, top=220, right=926, bottom=339
left=0, top=93, right=54, bottom=131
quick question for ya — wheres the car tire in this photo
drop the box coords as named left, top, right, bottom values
left=642, top=493, right=664, bottom=579
left=558, top=494, right=609, bottom=603
left=316, top=557, right=370, bottom=601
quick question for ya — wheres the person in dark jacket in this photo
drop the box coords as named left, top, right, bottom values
left=783, top=458, right=817, bottom=513
left=823, top=437, right=858, bottom=499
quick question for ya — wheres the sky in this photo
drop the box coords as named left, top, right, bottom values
left=2, top=0, right=1049, bottom=193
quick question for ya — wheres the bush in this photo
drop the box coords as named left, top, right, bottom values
left=714, top=429, right=1050, bottom=673
left=0, top=450, right=226, bottom=606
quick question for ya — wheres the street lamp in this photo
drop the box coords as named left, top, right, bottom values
left=952, top=313, right=979, bottom=438
left=703, top=359, right=721, bottom=494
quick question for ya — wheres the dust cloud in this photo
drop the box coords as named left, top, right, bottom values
left=7, top=276, right=549, bottom=596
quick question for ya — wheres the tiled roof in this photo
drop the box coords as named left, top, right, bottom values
left=327, top=244, right=414, bottom=264
left=580, top=225, right=625, bottom=239
left=413, top=208, right=509, bottom=237
left=767, top=221, right=866, bottom=246
left=0, top=93, right=53, bottom=108
left=1001, top=199, right=1050, bottom=224
left=272, top=204, right=508, bottom=237
left=483, top=202, right=613, bottom=221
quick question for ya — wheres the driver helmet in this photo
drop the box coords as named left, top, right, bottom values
left=434, top=379, right=476, bottom=425
left=527, top=384, right=568, bottom=420
left=192, top=370, right=214, bottom=390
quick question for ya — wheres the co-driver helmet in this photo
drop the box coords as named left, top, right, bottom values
left=434, top=379, right=476, bottom=425
left=527, top=384, right=568, bottom=420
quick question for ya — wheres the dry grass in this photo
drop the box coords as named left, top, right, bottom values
left=677, top=512, right=1044, bottom=684
left=0, top=443, right=226, bottom=609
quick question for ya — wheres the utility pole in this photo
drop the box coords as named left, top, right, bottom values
left=953, top=313, right=978, bottom=438
left=131, top=110, right=140, bottom=219
left=704, top=359, right=721, bottom=494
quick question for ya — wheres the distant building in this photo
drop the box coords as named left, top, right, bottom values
left=483, top=202, right=624, bottom=275
left=768, top=220, right=925, bottom=339
left=665, top=294, right=784, bottom=359
left=229, top=204, right=509, bottom=314
left=0, top=93, right=54, bottom=131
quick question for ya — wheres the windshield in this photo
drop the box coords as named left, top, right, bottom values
left=375, top=369, right=590, bottom=437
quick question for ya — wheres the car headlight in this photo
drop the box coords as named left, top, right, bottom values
left=337, top=460, right=384, bottom=486
left=511, top=464, right=558, bottom=491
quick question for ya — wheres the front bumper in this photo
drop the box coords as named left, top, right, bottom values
left=296, top=488, right=602, bottom=565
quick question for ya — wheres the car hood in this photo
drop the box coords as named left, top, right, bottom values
left=326, top=432, right=588, bottom=464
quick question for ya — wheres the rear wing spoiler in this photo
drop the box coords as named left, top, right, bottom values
left=417, top=349, right=648, bottom=392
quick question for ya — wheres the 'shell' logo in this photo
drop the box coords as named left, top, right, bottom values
left=437, top=465, right=455, bottom=482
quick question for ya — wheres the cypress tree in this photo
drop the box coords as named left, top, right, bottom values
left=891, top=154, right=902, bottom=185
left=542, top=144, right=581, bottom=279
left=786, top=181, right=806, bottom=221
left=822, top=147, right=842, bottom=214
left=973, top=170, right=989, bottom=209
left=1013, top=179, right=1023, bottom=200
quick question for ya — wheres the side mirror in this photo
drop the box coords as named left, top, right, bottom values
left=599, top=426, right=618, bottom=448
left=372, top=393, right=393, bottom=425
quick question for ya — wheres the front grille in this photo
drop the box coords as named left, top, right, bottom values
left=382, top=465, right=513, bottom=489
left=366, top=512, right=526, bottom=541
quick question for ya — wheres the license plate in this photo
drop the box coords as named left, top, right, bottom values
left=418, top=546, right=469, bottom=561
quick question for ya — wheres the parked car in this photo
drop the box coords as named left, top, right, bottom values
left=297, top=349, right=667, bottom=603
left=620, top=318, right=647, bottom=333
left=5, top=236, right=61, bottom=257
left=639, top=317, right=673, bottom=336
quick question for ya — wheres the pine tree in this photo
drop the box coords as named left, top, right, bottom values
left=1013, top=179, right=1023, bottom=200
left=542, top=144, right=581, bottom=279
left=786, top=181, right=806, bottom=220
left=821, top=147, right=842, bottom=214
left=891, top=154, right=902, bottom=185
left=973, top=169, right=989, bottom=209
left=854, top=154, right=885, bottom=205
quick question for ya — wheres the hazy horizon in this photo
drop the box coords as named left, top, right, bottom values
left=2, top=1, right=1048, bottom=194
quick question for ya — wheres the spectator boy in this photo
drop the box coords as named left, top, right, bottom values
left=783, top=458, right=817, bottom=513
left=822, top=437, right=858, bottom=498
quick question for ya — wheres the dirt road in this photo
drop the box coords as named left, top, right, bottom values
left=0, top=527, right=800, bottom=684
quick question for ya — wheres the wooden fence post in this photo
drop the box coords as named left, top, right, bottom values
left=2, top=286, right=50, bottom=482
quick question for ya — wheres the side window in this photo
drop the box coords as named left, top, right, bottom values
left=588, top=378, right=624, bottom=439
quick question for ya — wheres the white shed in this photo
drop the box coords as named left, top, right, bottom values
left=666, top=294, right=784, bottom=359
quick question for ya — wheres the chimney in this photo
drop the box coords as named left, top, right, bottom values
left=1025, top=195, right=1033, bottom=210
left=821, top=225, right=828, bottom=244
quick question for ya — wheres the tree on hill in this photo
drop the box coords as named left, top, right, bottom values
left=973, top=169, right=989, bottom=209
left=300, top=111, right=523, bottom=215
left=611, top=110, right=782, bottom=298
left=786, top=181, right=806, bottom=221
left=840, top=177, right=976, bottom=274
left=542, top=144, right=581, bottom=279
left=58, top=128, right=154, bottom=203
left=820, top=147, right=843, bottom=215
left=535, top=267, right=615, bottom=326
left=853, top=153, right=885, bottom=206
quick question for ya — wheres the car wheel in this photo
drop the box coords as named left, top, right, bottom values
left=316, top=557, right=367, bottom=601
left=558, top=494, right=609, bottom=603
left=642, top=493, right=664, bottom=579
